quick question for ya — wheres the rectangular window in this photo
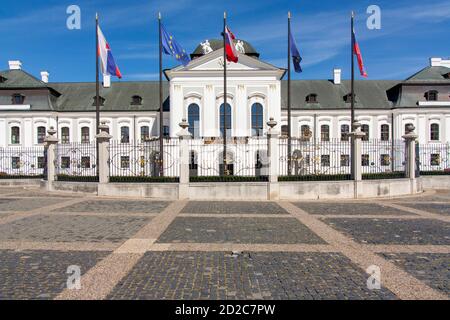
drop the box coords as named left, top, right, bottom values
left=11, top=127, right=20, bottom=144
left=61, top=157, right=71, bottom=169
left=81, top=157, right=91, bottom=169
left=61, top=127, right=70, bottom=144
left=140, top=126, right=150, bottom=142
left=37, top=127, right=46, bottom=144
left=430, top=154, right=440, bottom=166
left=380, top=154, right=390, bottom=166
left=321, top=155, right=330, bottom=167
left=362, top=154, right=370, bottom=166
left=163, top=126, right=170, bottom=137
left=11, top=157, right=20, bottom=169
left=37, top=156, right=45, bottom=169
left=340, top=154, right=350, bottom=167
left=81, top=128, right=90, bottom=144
left=121, top=127, right=130, bottom=143
left=121, top=156, right=130, bottom=169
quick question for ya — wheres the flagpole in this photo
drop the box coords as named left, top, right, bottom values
left=351, top=11, right=355, bottom=128
left=287, top=11, right=292, bottom=176
left=159, top=12, right=164, bottom=177
left=223, top=11, right=228, bottom=176
left=351, top=11, right=355, bottom=179
left=95, top=13, right=100, bottom=177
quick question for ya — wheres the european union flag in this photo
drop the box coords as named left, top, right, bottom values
left=161, top=24, right=191, bottom=66
left=289, top=29, right=302, bottom=73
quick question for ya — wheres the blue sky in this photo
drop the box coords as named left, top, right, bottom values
left=1, top=0, right=449, bottom=82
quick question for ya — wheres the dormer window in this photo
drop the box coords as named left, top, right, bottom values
left=443, top=73, right=450, bottom=79
left=12, top=94, right=25, bottom=105
left=306, top=94, right=318, bottom=103
left=343, top=93, right=354, bottom=103
left=131, top=95, right=142, bottom=105
left=0, top=76, right=7, bottom=83
left=425, top=90, right=438, bottom=101
left=92, top=96, right=105, bottom=106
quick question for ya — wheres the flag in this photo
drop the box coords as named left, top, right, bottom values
left=352, top=28, right=368, bottom=77
left=289, top=29, right=302, bottom=73
left=161, top=23, right=191, bottom=66
left=97, top=25, right=122, bottom=78
left=224, top=26, right=239, bottom=63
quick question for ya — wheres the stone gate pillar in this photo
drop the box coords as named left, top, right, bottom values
left=44, top=127, right=59, bottom=191
left=96, top=123, right=112, bottom=184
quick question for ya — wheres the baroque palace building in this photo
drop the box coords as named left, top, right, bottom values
left=0, top=39, right=450, bottom=148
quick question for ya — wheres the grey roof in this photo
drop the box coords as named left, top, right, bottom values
left=0, top=69, right=50, bottom=88
left=404, top=66, right=450, bottom=83
left=50, top=82, right=169, bottom=112
left=281, top=80, right=399, bottom=110
left=191, top=39, right=259, bottom=59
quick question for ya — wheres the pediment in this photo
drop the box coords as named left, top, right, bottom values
left=166, top=49, right=285, bottom=79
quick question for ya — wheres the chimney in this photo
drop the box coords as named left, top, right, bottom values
left=333, top=68, right=342, bottom=85
left=430, top=57, right=450, bottom=68
left=103, top=75, right=111, bottom=88
left=40, top=71, right=49, bottom=83
left=8, top=60, right=22, bottom=70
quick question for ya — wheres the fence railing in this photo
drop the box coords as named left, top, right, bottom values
left=0, top=146, right=45, bottom=178
left=188, top=137, right=269, bottom=181
left=361, top=139, right=406, bottom=179
left=418, top=143, right=450, bottom=174
left=279, top=138, right=352, bottom=180
left=55, top=141, right=98, bottom=181
left=108, top=139, right=180, bottom=182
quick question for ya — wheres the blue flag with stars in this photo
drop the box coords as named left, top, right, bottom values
left=289, top=29, right=302, bottom=73
left=161, top=23, right=190, bottom=66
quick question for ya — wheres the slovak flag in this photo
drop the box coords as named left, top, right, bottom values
left=224, top=26, right=239, bottom=63
left=97, top=25, right=122, bottom=79
left=352, top=28, right=367, bottom=78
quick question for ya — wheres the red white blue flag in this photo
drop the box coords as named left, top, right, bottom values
left=224, top=26, right=239, bottom=63
left=97, top=25, right=122, bottom=79
left=352, top=28, right=367, bottom=78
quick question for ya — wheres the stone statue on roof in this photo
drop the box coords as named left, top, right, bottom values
left=200, top=40, right=213, bottom=54
left=235, top=40, right=245, bottom=54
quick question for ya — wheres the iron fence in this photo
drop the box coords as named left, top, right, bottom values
left=0, top=146, right=45, bottom=178
left=188, top=137, right=269, bottom=181
left=56, top=141, right=98, bottom=181
left=418, top=143, right=450, bottom=174
left=279, top=138, right=352, bottom=180
left=108, top=139, right=180, bottom=181
left=361, top=139, right=406, bottom=179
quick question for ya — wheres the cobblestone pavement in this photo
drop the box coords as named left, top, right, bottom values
left=0, top=186, right=448, bottom=300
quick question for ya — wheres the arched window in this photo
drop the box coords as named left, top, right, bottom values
left=380, top=124, right=390, bottom=141
left=321, top=125, right=330, bottom=141
left=140, top=126, right=150, bottom=142
left=361, top=124, right=369, bottom=141
left=306, top=94, right=318, bottom=103
left=12, top=94, right=25, bottom=105
left=281, top=125, right=289, bottom=138
left=37, top=126, right=46, bottom=144
left=11, top=126, right=20, bottom=144
left=425, top=90, right=438, bottom=101
left=188, top=103, right=200, bottom=138
left=251, top=103, right=264, bottom=137
left=121, top=126, right=130, bottom=143
left=61, top=127, right=70, bottom=144
left=301, top=125, right=311, bottom=139
left=131, top=95, right=142, bottom=105
left=340, top=124, right=350, bottom=141
left=219, top=103, right=232, bottom=138
left=81, top=127, right=90, bottom=143
left=430, top=123, right=440, bottom=141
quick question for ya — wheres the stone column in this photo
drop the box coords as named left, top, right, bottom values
left=349, top=122, right=365, bottom=198
left=96, top=123, right=112, bottom=184
left=44, top=127, right=59, bottom=191
left=403, top=125, right=419, bottom=194
left=267, top=118, right=280, bottom=200
left=177, top=119, right=192, bottom=200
